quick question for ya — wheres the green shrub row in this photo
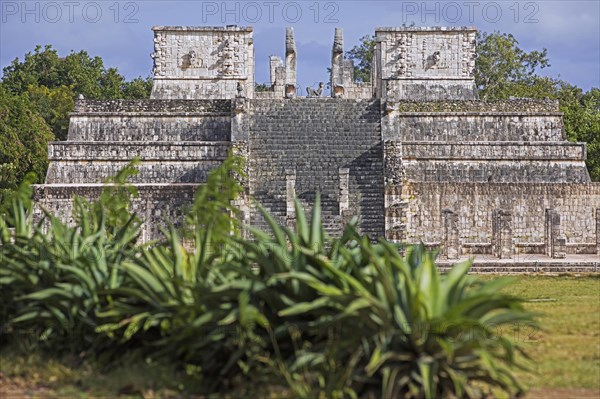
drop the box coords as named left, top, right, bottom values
left=0, top=155, right=535, bottom=398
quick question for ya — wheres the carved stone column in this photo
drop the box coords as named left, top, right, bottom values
left=492, top=209, right=513, bottom=259
left=286, top=170, right=296, bottom=229
left=285, top=27, right=297, bottom=97
left=331, top=28, right=344, bottom=97
left=442, top=209, right=459, bottom=259
left=231, top=97, right=248, bottom=141
left=545, top=209, right=565, bottom=259
left=596, top=208, right=600, bottom=256
left=339, top=167, right=351, bottom=224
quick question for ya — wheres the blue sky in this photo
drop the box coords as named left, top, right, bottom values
left=1, top=0, right=599, bottom=91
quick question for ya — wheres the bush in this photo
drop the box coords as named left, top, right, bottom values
left=1, top=156, right=536, bottom=398
left=0, top=162, right=142, bottom=354
left=234, top=198, right=536, bottom=398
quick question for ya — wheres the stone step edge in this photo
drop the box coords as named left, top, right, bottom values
left=49, top=141, right=232, bottom=145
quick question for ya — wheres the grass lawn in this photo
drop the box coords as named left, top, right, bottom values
left=493, top=274, right=600, bottom=398
left=1, top=274, right=599, bottom=398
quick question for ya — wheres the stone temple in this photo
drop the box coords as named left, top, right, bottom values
left=35, top=25, right=600, bottom=268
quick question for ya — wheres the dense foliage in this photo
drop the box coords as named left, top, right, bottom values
left=0, top=85, right=54, bottom=205
left=0, top=45, right=152, bottom=207
left=346, top=35, right=376, bottom=83
left=1, top=156, right=536, bottom=398
left=2, top=45, right=153, bottom=141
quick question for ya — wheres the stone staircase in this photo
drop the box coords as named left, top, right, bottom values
left=248, top=98, right=385, bottom=238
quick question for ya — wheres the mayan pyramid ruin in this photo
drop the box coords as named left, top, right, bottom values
left=35, top=25, right=600, bottom=269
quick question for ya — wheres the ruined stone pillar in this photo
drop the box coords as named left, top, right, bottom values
left=269, top=56, right=283, bottom=87
left=545, top=209, right=565, bottom=259
left=442, top=209, right=459, bottom=259
left=492, top=209, right=513, bottom=259
left=596, top=208, right=600, bottom=256
left=231, top=97, right=248, bottom=141
left=285, top=27, right=297, bottom=97
left=339, top=167, right=351, bottom=223
left=286, top=170, right=296, bottom=228
left=545, top=209, right=553, bottom=257
left=331, top=28, right=344, bottom=98
left=385, top=186, right=407, bottom=244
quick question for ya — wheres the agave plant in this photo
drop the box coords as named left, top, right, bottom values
left=94, top=154, right=270, bottom=392
left=352, top=243, right=535, bottom=399
left=236, top=196, right=536, bottom=399
left=0, top=163, right=142, bottom=353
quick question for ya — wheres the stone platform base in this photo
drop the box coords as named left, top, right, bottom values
left=436, top=254, right=600, bottom=274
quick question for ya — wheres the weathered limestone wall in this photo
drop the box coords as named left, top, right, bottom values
left=68, top=116, right=230, bottom=142
left=34, top=24, right=600, bottom=256
left=46, top=141, right=229, bottom=184
left=385, top=141, right=590, bottom=183
left=374, top=27, right=477, bottom=100
left=399, top=142, right=586, bottom=160
left=382, top=100, right=564, bottom=141
left=389, top=183, right=600, bottom=254
left=45, top=99, right=233, bottom=185
left=68, top=99, right=231, bottom=141
left=34, top=184, right=198, bottom=242
left=37, top=97, right=234, bottom=242
left=382, top=99, right=589, bottom=184
left=48, top=142, right=230, bottom=161
left=151, top=26, right=254, bottom=99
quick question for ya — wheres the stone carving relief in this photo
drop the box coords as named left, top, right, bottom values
left=217, top=37, right=241, bottom=76
left=419, top=38, right=451, bottom=71
left=306, top=82, right=324, bottom=97
left=181, top=50, right=206, bottom=69
left=424, top=50, right=442, bottom=70
left=152, top=30, right=249, bottom=79
left=460, top=31, right=477, bottom=77
left=385, top=32, right=471, bottom=79
left=151, top=31, right=166, bottom=76
left=394, top=33, right=410, bottom=77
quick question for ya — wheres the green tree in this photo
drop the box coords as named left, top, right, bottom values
left=559, top=85, right=600, bottom=180
left=345, top=34, right=375, bottom=83
left=474, top=31, right=550, bottom=100
left=0, top=84, right=54, bottom=192
left=26, top=84, right=74, bottom=141
left=1, top=45, right=62, bottom=93
left=0, top=45, right=155, bottom=199
left=122, top=76, right=153, bottom=99
left=2, top=45, right=153, bottom=141
left=474, top=32, right=599, bottom=180
left=254, top=82, right=271, bottom=92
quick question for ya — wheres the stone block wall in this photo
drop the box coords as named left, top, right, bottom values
left=399, top=142, right=585, bottom=161
left=374, top=27, right=477, bottom=100
left=48, top=142, right=230, bottom=161
left=46, top=159, right=225, bottom=184
left=34, top=184, right=198, bottom=242
left=392, top=183, right=600, bottom=254
left=34, top=24, right=600, bottom=256
left=69, top=100, right=231, bottom=142
left=151, top=26, right=254, bottom=99
left=37, top=98, right=234, bottom=242
left=382, top=100, right=564, bottom=142
left=44, top=99, right=233, bottom=185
